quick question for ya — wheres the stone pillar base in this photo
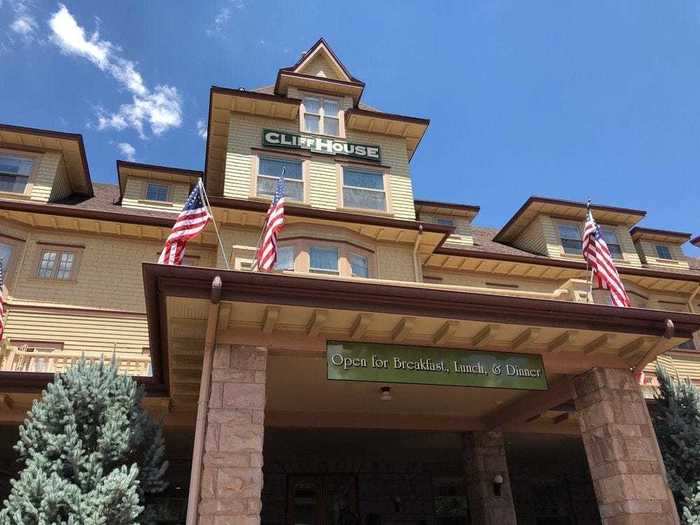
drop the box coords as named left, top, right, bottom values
left=197, top=344, right=267, bottom=525
left=463, top=431, right=518, bottom=525
left=573, top=367, right=679, bottom=525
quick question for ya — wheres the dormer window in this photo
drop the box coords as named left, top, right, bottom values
left=436, top=217, right=455, bottom=227
left=145, top=182, right=170, bottom=202
left=558, top=224, right=582, bottom=255
left=599, top=227, right=622, bottom=259
left=0, top=153, right=34, bottom=194
left=302, top=96, right=340, bottom=136
left=655, top=245, right=673, bottom=260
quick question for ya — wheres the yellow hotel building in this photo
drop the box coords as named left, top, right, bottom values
left=1, top=39, right=700, bottom=524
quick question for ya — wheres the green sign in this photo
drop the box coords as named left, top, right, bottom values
left=262, top=129, right=382, bottom=162
left=327, top=341, right=548, bottom=391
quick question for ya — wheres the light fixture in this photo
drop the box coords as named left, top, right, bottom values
left=380, top=386, right=392, bottom=401
left=493, top=474, right=504, bottom=496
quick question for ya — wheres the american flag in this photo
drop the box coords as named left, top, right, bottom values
left=582, top=209, right=631, bottom=307
left=255, top=173, right=286, bottom=271
left=158, top=180, right=210, bottom=265
left=0, top=260, right=6, bottom=341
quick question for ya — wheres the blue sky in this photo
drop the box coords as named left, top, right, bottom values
left=1, top=1, right=698, bottom=253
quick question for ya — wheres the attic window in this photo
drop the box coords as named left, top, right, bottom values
left=146, top=182, right=170, bottom=202
left=558, top=224, right=582, bottom=255
left=302, top=96, right=340, bottom=136
left=655, top=245, right=673, bottom=260
left=0, top=153, right=34, bottom=194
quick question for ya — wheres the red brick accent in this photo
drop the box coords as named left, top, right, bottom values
left=463, top=431, right=517, bottom=525
left=198, top=344, right=267, bottom=524
left=573, top=367, right=679, bottom=525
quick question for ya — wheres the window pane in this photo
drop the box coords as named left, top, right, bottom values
left=656, top=245, right=673, bottom=259
left=304, top=114, right=320, bottom=133
left=343, top=187, right=386, bottom=211
left=259, top=158, right=302, bottom=180
left=0, top=243, right=12, bottom=275
left=257, top=177, right=303, bottom=201
left=436, top=217, right=455, bottom=227
left=146, top=183, right=169, bottom=202
left=344, top=169, right=384, bottom=190
left=38, top=251, right=57, bottom=278
left=310, top=246, right=339, bottom=273
left=322, top=99, right=339, bottom=117
left=0, top=155, right=33, bottom=176
left=558, top=224, right=580, bottom=240
left=0, top=174, right=29, bottom=193
left=350, top=254, right=369, bottom=278
left=275, top=246, right=294, bottom=271
left=562, top=238, right=582, bottom=255
left=56, top=252, right=75, bottom=280
left=323, top=117, right=339, bottom=136
left=304, top=97, right=320, bottom=114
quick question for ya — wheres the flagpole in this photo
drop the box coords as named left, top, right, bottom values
left=585, top=199, right=594, bottom=303
left=251, top=167, right=286, bottom=272
left=198, top=179, right=231, bottom=270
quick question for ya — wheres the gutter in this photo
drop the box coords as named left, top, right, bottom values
left=185, top=276, right=222, bottom=525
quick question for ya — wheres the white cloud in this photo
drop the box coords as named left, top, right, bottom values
left=117, top=142, right=136, bottom=161
left=196, top=119, right=207, bottom=140
left=11, top=14, right=36, bottom=36
left=207, top=0, right=246, bottom=36
left=49, top=4, right=182, bottom=138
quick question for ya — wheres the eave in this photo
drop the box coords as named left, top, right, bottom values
left=116, top=160, right=202, bottom=201
left=344, top=109, right=430, bottom=160
left=629, top=226, right=693, bottom=244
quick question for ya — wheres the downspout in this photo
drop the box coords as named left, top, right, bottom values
left=186, top=276, right=222, bottom=525
left=412, top=224, right=424, bottom=283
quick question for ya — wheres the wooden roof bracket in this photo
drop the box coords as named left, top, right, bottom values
left=633, top=319, right=674, bottom=376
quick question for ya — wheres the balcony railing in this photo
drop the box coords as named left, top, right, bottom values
left=0, top=346, right=152, bottom=376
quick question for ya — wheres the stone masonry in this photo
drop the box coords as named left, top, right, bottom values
left=573, top=367, right=679, bottom=525
left=463, top=431, right=518, bottom=525
left=198, top=344, right=267, bottom=525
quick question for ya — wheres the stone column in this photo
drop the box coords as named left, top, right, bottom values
left=573, top=367, right=679, bottom=525
left=463, top=431, right=518, bottom=525
left=198, top=344, right=267, bottom=525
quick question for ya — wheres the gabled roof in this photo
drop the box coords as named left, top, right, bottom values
left=0, top=123, right=93, bottom=197
left=274, top=38, right=365, bottom=105
left=629, top=227, right=692, bottom=244
left=414, top=199, right=480, bottom=220
left=494, top=196, right=647, bottom=243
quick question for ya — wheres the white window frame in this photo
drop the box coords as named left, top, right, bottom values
left=341, top=167, right=387, bottom=212
left=256, top=156, right=305, bottom=203
left=309, top=245, right=340, bottom=275
left=0, top=150, right=37, bottom=196
left=558, top=223, right=582, bottom=255
left=36, top=248, right=80, bottom=281
left=301, top=95, right=341, bottom=137
left=145, top=182, right=171, bottom=202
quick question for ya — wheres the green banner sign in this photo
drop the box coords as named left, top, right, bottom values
left=263, top=129, right=381, bottom=162
left=327, top=341, right=548, bottom=391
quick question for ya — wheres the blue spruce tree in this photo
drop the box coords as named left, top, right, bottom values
left=0, top=359, right=168, bottom=524
left=653, top=364, right=700, bottom=524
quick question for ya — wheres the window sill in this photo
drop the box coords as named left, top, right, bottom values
left=299, top=129, right=345, bottom=140
left=336, top=206, right=393, bottom=217
left=0, top=191, right=31, bottom=201
left=136, top=199, right=177, bottom=207
left=31, top=276, right=78, bottom=284
left=249, top=195, right=310, bottom=207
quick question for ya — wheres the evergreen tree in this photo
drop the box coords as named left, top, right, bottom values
left=684, top=483, right=700, bottom=525
left=652, top=364, right=700, bottom=522
left=0, top=359, right=168, bottom=524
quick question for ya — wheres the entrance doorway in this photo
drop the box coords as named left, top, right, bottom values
left=287, top=475, right=358, bottom=525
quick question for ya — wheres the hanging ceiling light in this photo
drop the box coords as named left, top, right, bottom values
left=380, top=386, right=392, bottom=401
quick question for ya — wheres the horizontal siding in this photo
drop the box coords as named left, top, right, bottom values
left=5, top=308, right=149, bottom=355
left=512, top=216, right=548, bottom=255
left=30, top=152, right=61, bottom=203
left=420, top=213, right=474, bottom=247
left=49, top=157, right=72, bottom=201
left=121, top=176, right=189, bottom=213
left=635, top=240, right=690, bottom=270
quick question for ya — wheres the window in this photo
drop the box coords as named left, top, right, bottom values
left=257, top=157, right=303, bottom=202
left=600, top=227, right=623, bottom=259
left=558, top=224, right=582, bottom=255
left=302, top=96, right=340, bottom=136
left=350, top=253, right=369, bottom=278
left=37, top=249, right=77, bottom=280
left=309, top=246, right=339, bottom=274
left=275, top=246, right=295, bottom=271
left=145, top=182, right=170, bottom=202
left=342, top=168, right=386, bottom=211
left=678, top=339, right=696, bottom=350
left=656, top=245, right=673, bottom=260
left=0, top=242, right=13, bottom=276
left=0, top=154, right=33, bottom=194
left=436, top=217, right=455, bottom=227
